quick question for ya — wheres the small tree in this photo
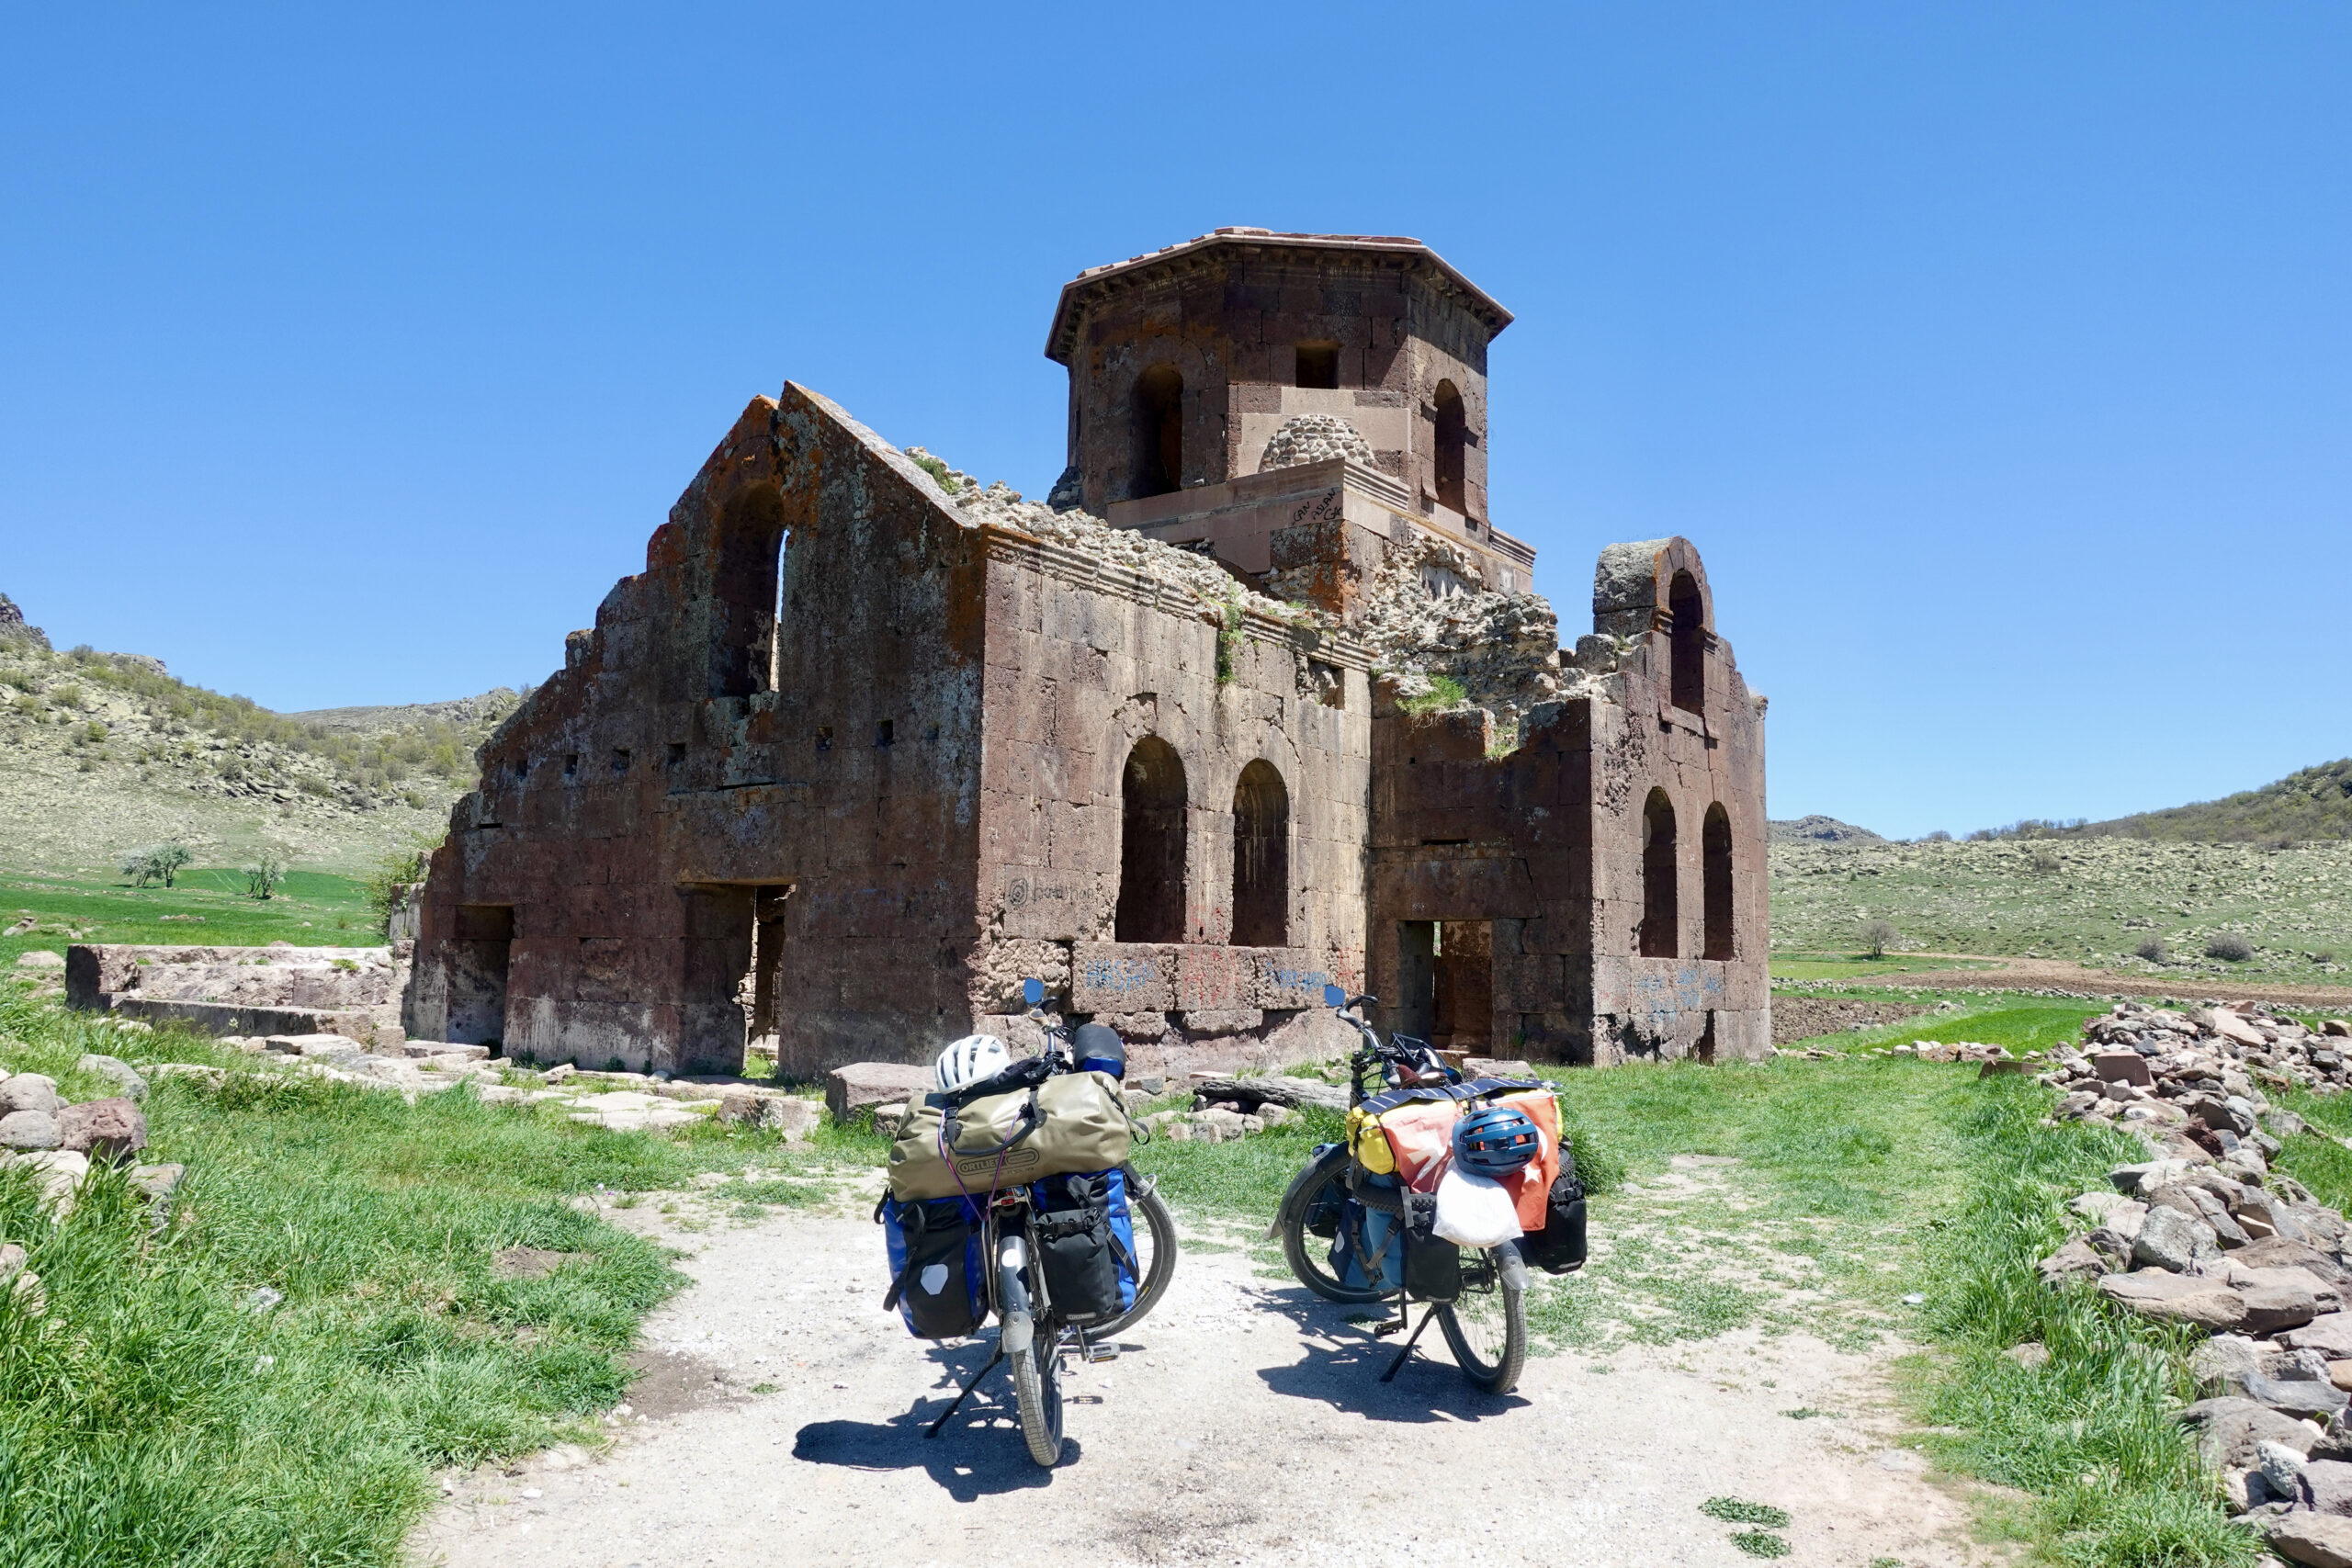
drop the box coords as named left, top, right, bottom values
left=1861, top=919, right=1899, bottom=959
left=244, top=849, right=290, bottom=900
left=120, top=846, right=159, bottom=888
left=151, top=840, right=191, bottom=887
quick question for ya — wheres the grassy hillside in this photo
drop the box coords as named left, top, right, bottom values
left=1771, top=835, right=2352, bottom=985
left=2050, top=756, right=2352, bottom=844
left=0, top=637, right=512, bottom=875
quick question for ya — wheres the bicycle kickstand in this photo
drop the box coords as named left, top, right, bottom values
left=1377, top=1304, right=1442, bottom=1383
left=924, top=1345, right=1006, bottom=1438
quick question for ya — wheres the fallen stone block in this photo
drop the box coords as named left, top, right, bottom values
left=2093, top=1051, right=2154, bottom=1087
left=2101, top=1270, right=2249, bottom=1331
left=2308, top=1459, right=2352, bottom=1517
left=825, top=1063, right=934, bottom=1122
left=2246, top=1371, right=2351, bottom=1421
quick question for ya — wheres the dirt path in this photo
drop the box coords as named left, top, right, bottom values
left=1820, top=952, right=2352, bottom=1009
left=413, top=1182, right=1995, bottom=1568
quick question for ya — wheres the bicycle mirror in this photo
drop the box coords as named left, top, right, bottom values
left=1322, top=983, right=1346, bottom=1008
left=1022, top=977, right=1046, bottom=1008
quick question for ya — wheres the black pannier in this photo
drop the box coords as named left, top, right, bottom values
left=1514, top=1174, right=1588, bottom=1276
left=1401, top=1190, right=1462, bottom=1302
left=1033, top=1172, right=1136, bottom=1324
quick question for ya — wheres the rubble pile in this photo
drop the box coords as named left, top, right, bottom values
left=910, top=451, right=1309, bottom=630
left=1352, top=535, right=1589, bottom=738
left=2029, top=1001, right=2352, bottom=1551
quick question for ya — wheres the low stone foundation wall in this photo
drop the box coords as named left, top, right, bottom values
left=66, top=943, right=410, bottom=1051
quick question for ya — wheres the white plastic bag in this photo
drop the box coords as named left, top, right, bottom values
left=1431, top=1166, right=1524, bottom=1248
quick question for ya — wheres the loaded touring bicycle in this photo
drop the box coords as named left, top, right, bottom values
left=876, top=978, right=1177, bottom=1467
left=1272, top=985, right=1587, bottom=1393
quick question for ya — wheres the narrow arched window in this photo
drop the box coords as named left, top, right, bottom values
left=1230, top=760, right=1289, bottom=947
left=1115, top=737, right=1187, bottom=942
left=1640, top=788, right=1678, bottom=958
left=1132, top=366, right=1184, bottom=499
left=1433, top=380, right=1467, bottom=513
left=1669, top=570, right=1705, bottom=714
left=1702, top=803, right=1735, bottom=960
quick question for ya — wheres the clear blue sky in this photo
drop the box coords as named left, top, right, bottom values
left=4, top=5, right=2346, bottom=839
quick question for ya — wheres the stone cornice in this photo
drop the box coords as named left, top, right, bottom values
left=1045, top=230, right=1513, bottom=364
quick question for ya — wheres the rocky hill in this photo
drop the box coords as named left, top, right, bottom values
left=1769, top=814, right=1884, bottom=845
left=0, top=600, right=516, bottom=874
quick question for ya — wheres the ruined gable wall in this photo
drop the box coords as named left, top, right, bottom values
left=970, top=541, right=1372, bottom=1076
left=408, top=389, right=995, bottom=1075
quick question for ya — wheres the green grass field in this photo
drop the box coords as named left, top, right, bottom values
left=0, top=864, right=378, bottom=964
left=0, top=982, right=869, bottom=1568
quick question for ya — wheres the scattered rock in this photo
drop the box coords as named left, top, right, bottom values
left=2180, top=1396, right=2324, bottom=1468
left=2003, top=1341, right=2052, bottom=1370
left=2035, top=1239, right=2108, bottom=1286
left=56, top=1097, right=146, bottom=1161
left=0, top=1108, right=61, bottom=1150
left=2270, top=1512, right=2352, bottom=1568
left=12, top=951, right=63, bottom=969
left=0, top=1073, right=62, bottom=1116
left=2133, top=1205, right=2220, bottom=1272
left=75, top=1054, right=146, bottom=1100
left=2308, top=1459, right=2352, bottom=1517
left=2100, top=1271, right=2249, bottom=1331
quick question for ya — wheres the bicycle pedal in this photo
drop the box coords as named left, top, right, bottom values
left=1370, top=1317, right=1408, bottom=1337
left=1080, top=1342, right=1119, bottom=1363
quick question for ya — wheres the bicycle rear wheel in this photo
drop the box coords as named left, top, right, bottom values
left=1436, top=1246, right=1527, bottom=1393
left=1091, top=1175, right=1177, bottom=1337
left=1279, top=1145, right=1393, bottom=1303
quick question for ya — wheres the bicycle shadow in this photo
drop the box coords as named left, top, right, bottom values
left=1249, top=1281, right=1533, bottom=1423
left=790, top=1340, right=1081, bottom=1499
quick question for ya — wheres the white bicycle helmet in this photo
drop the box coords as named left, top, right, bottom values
left=933, top=1033, right=1011, bottom=1094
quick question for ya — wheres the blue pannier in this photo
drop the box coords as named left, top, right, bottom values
left=880, top=1193, right=987, bottom=1339
left=1329, top=1173, right=1405, bottom=1293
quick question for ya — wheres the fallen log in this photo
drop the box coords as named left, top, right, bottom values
left=1187, top=1076, right=1349, bottom=1113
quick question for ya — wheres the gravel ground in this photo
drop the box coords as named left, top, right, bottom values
left=1804, top=951, right=2352, bottom=1010
left=413, top=1184, right=1991, bottom=1568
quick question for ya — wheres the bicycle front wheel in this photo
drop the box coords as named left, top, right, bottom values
left=1091, top=1175, right=1177, bottom=1337
left=1010, top=1324, right=1065, bottom=1467
left=1436, top=1246, right=1527, bottom=1393
left=1279, top=1145, right=1392, bottom=1303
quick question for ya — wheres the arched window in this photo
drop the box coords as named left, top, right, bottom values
left=1230, top=760, right=1289, bottom=947
left=707, top=487, right=788, bottom=698
left=1115, top=736, right=1187, bottom=942
left=1702, top=803, right=1735, bottom=961
left=1132, top=365, right=1184, bottom=499
left=1669, top=570, right=1705, bottom=714
left=1640, top=788, right=1678, bottom=958
left=1432, top=380, right=1467, bottom=513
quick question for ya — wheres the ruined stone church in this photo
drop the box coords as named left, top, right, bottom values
left=403, top=230, right=1769, bottom=1077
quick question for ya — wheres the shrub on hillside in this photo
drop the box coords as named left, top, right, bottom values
left=2205, top=934, right=2255, bottom=963
left=1860, top=918, right=1899, bottom=958
left=2133, top=937, right=2171, bottom=964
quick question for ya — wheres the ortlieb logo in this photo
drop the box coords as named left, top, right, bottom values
left=953, top=1148, right=1042, bottom=1179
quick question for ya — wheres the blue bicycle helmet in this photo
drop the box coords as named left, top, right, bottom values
left=1453, top=1104, right=1541, bottom=1177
